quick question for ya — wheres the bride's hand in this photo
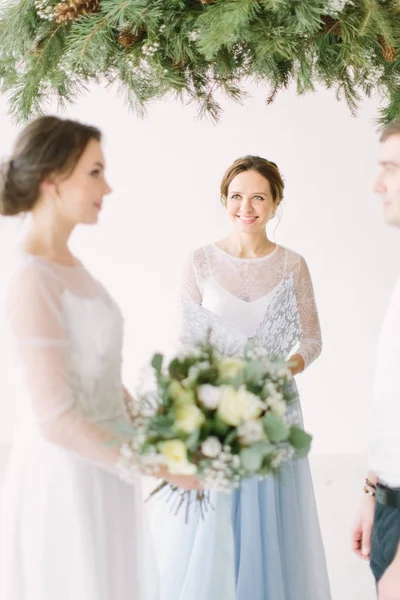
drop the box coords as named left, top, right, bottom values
left=156, top=466, right=202, bottom=490
left=166, top=474, right=202, bottom=491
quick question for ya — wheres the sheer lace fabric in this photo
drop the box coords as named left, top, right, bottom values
left=150, top=244, right=331, bottom=600
left=0, top=253, right=158, bottom=600
left=5, top=254, right=126, bottom=471
left=181, top=244, right=321, bottom=368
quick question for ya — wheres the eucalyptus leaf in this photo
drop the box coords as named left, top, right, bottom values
left=263, top=413, right=289, bottom=443
left=240, top=446, right=263, bottom=472
left=288, top=426, right=312, bottom=458
left=151, top=353, right=163, bottom=376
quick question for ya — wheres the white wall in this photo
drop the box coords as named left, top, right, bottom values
left=0, top=82, right=398, bottom=454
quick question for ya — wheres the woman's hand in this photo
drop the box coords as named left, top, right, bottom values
left=166, top=474, right=202, bottom=491
left=156, top=465, right=202, bottom=490
left=286, top=354, right=305, bottom=376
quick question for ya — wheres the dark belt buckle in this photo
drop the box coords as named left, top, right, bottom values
left=376, top=484, right=400, bottom=509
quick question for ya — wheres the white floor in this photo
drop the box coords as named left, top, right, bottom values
left=0, top=446, right=376, bottom=599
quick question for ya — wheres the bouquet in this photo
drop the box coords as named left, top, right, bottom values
left=119, top=342, right=312, bottom=520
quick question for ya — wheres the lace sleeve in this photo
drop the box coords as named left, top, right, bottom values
left=294, top=257, right=322, bottom=369
left=7, top=263, right=123, bottom=473
left=181, top=253, right=202, bottom=304
left=177, top=254, right=201, bottom=349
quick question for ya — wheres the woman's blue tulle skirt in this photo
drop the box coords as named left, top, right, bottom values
left=150, top=455, right=331, bottom=600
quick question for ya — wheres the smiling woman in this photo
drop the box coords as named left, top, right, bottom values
left=149, top=155, right=331, bottom=600
left=220, top=156, right=284, bottom=242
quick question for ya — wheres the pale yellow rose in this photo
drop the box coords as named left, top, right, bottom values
left=217, top=357, right=245, bottom=380
left=169, top=380, right=195, bottom=405
left=217, top=386, right=243, bottom=426
left=175, top=403, right=205, bottom=434
left=236, top=386, right=264, bottom=422
left=218, top=385, right=263, bottom=426
left=158, top=440, right=197, bottom=475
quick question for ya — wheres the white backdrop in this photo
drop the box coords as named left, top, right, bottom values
left=0, top=82, right=398, bottom=454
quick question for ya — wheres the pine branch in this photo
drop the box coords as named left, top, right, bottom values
left=0, top=0, right=399, bottom=125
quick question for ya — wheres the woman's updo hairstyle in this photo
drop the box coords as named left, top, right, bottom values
left=0, top=116, right=101, bottom=216
left=220, top=155, right=284, bottom=207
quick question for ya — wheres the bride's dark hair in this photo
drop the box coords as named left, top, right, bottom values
left=0, top=115, right=101, bottom=217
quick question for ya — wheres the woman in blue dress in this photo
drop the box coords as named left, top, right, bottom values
left=150, top=156, right=331, bottom=600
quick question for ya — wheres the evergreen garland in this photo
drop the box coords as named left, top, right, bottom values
left=0, top=0, right=399, bottom=124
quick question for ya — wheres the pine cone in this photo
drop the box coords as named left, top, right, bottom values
left=379, top=36, right=397, bottom=63
left=54, top=0, right=99, bottom=23
left=54, top=2, right=77, bottom=23
left=118, top=30, right=134, bottom=48
left=131, top=27, right=146, bottom=43
left=118, top=28, right=146, bottom=48
left=321, top=15, right=341, bottom=36
left=70, top=0, right=100, bottom=14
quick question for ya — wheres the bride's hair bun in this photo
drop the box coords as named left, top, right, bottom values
left=0, top=115, right=102, bottom=217
left=0, top=156, right=39, bottom=216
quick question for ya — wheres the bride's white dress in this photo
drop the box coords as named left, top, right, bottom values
left=0, top=254, right=157, bottom=600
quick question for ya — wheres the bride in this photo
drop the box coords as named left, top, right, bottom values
left=0, top=115, right=198, bottom=600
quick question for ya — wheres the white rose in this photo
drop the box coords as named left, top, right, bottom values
left=201, top=436, right=222, bottom=458
left=175, top=403, right=205, bottom=434
left=198, top=384, right=222, bottom=410
left=238, top=420, right=265, bottom=445
left=218, top=385, right=264, bottom=426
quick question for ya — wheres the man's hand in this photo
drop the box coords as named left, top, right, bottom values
left=352, top=494, right=376, bottom=559
left=378, top=551, right=400, bottom=600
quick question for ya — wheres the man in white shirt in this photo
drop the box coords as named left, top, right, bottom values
left=352, top=120, right=400, bottom=599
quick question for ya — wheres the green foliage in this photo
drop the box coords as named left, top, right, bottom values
left=263, top=412, right=289, bottom=443
left=288, top=425, right=313, bottom=458
left=1, top=0, right=399, bottom=123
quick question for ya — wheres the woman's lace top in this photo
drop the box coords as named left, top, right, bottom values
left=181, top=244, right=322, bottom=367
